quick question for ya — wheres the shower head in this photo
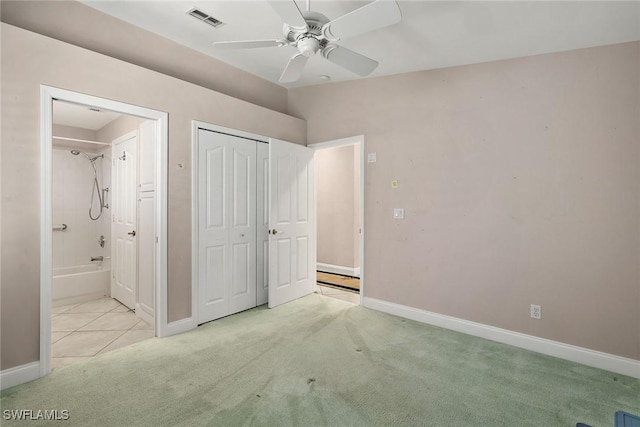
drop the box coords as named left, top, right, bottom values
left=70, top=150, right=103, bottom=162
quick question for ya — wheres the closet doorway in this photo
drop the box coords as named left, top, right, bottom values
left=192, top=122, right=316, bottom=324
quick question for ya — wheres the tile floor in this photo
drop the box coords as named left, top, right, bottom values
left=51, top=297, right=154, bottom=370
left=316, top=284, right=360, bottom=304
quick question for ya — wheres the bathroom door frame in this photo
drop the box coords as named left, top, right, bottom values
left=39, top=86, right=169, bottom=377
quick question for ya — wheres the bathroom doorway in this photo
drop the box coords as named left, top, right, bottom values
left=41, top=86, right=168, bottom=375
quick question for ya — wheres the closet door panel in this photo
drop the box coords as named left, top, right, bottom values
left=228, top=137, right=256, bottom=314
left=198, top=129, right=257, bottom=323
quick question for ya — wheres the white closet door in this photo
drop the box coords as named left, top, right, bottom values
left=198, top=130, right=257, bottom=324
left=111, top=132, right=138, bottom=309
left=268, top=139, right=316, bottom=308
left=256, top=142, right=269, bottom=306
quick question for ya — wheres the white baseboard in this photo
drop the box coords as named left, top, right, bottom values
left=0, top=361, right=41, bottom=390
left=317, top=263, right=360, bottom=278
left=165, top=317, right=197, bottom=336
left=363, top=297, right=640, bottom=379
left=135, top=303, right=155, bottom=326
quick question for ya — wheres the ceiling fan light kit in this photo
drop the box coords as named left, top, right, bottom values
left=212, top=0, right=402, bottom=83
left=297, top=36, right=320, bottom=57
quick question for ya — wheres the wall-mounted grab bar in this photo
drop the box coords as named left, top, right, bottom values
left=102, top=187, right=109, bottom=209
left=53, top=224, right=68, bottom=231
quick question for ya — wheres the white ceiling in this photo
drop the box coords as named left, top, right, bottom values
left=53, top=100, right=122, bottom=130
left=82, top=1, right=640, bottom=88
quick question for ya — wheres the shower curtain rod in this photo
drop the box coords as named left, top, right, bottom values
left=52, top=136, right=110, bottom=146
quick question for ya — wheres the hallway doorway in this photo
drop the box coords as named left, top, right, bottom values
left=309, top=136, right=364, bottom=303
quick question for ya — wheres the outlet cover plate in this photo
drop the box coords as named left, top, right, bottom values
left=393, top=208, right=404, bottom=219
left=530, top=304, right=541, bottom=319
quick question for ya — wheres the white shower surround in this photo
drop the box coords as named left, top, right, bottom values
left=52, top=146, right=110, bottom=269
left=52, top=145, right=112, bottom=307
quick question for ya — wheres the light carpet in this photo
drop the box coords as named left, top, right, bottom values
left=1, top=294, right=638, bottom=426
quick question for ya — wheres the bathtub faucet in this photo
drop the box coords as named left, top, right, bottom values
left=91, top=256, right=104, bottom=262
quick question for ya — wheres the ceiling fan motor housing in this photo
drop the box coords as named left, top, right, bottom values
left=283, top=10, right=330, bottom=57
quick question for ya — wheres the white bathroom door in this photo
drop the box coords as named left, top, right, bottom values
left=268, top=139, right=316, bottom=308
left=198, top=129, right=257, bottom=324
left=111, top=132, right=138, bottom=309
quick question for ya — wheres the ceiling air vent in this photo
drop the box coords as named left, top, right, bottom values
left=187, top=7, right=224, bottom=29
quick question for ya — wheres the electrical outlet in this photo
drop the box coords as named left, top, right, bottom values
left=530, top=304, right=541, bottom=320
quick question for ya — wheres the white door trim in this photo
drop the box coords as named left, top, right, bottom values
left=40, top=86, right=169, bottom=379
left=191, top=121, right=269, bottom=328
left=308, top=135, right=365, bottom=305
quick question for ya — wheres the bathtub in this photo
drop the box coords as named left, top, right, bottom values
left=52, top=259, right=111, bottom=307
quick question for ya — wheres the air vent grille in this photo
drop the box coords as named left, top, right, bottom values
left=187, top=7, right=224, bottom=28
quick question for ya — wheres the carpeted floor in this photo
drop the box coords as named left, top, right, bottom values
left=1, top=294, right=638, bottom=426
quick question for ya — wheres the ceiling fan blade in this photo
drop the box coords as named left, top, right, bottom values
left=322, top=0, right=401, bottom=41
left=213, top=39, right=286, bottom=50
left=279, top=54, right=309, bottom=83
left=268, top=1, right=308, bottom=31
left=322, top=45, right=378, bottom=76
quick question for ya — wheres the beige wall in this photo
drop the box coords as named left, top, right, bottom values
left=290, top=42, right=640, bottom=360
left=0, top=23, right=306, bottom=370
left=316, top=145, right=360, bottom=269
left=96, top=116, right=146, bottom=144
left=0, top=1, right=289, bottom=115
left=53, top=124, right=98, bottom=142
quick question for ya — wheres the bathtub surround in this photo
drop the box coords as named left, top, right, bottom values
left=52, top=147, right=107, bottom=269
left=52, top=121, right=116, bottom=307
left=1, top=294, right=638, bottom=427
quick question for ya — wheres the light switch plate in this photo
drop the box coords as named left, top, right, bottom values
left=393, top=208, right=404, bottom=219
left=368, top=152, right=377, bottom=163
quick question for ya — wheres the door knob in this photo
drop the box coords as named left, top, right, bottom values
left=128, top=230, right=136, bottom=237
left=270, top=229, right=282, bottom=235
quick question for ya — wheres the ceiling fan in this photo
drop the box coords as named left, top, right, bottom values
left=213, top=0, right=402, bottom=83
